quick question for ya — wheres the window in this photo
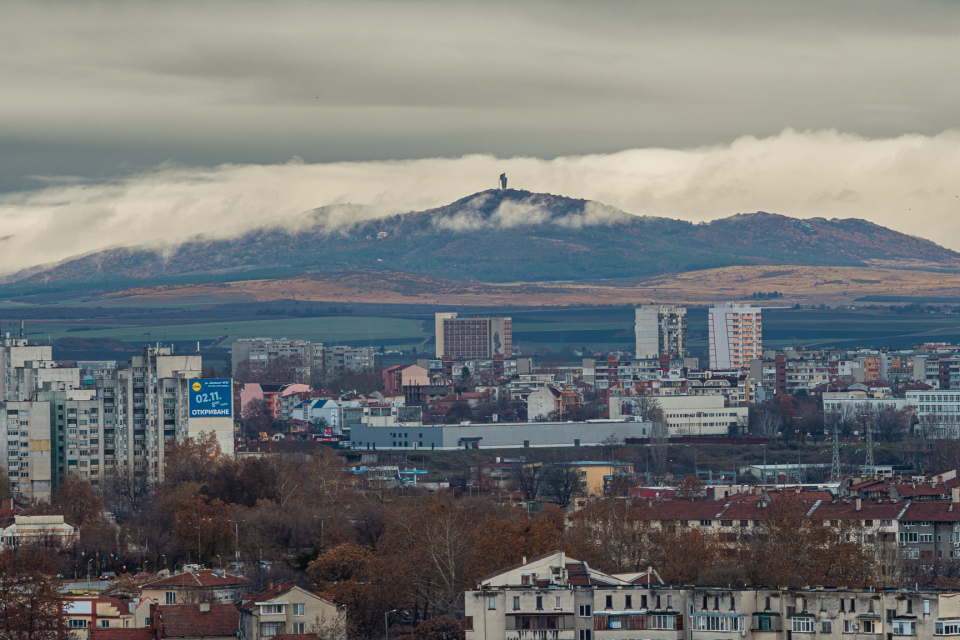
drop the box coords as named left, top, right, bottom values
left=100, top=621, right=110, bottom=628
left=261, top=604, right=284, bottom=615
left=465, top=617, right=473, bottom=631
left=293, top=604, right=305, bottom=616
left=695, top=615, right=742, bottom=632
left=165, top=591, right=176, bottom=605
left=513, top=597, right=520, bottom=611
left=605, top=595, right=612, bottom=609
left=757, top=616, right=773, bottom=631
left=69, top=620, right=88, bottom=629
left=521, top=574, right=531, bottom=585
left=936, top=621, right=960, bottom=635
left=488, top=597, right=496, bottom=610
left=893, top=620, right=915, bottom=635
left=260, top=623, right=283, bottom=637
left=578, top=631, right=591, bottom=640
left=862, top=620, right=875, bottom=634
left=649, top=615, right=676, bottom=630
left=844, top=620, right=853, bottom=633
left=921, top=534, right=934, bottom=543
left=555, top=596, right=562, bottom=610
left=292, top=623, right=305, bottom=634
left=625, top=595, right=632, bottom=609
left=579, top=605, right=592, bottom=617
left=536, top=596, right=543, bottom=610
left=792, top=618, right=814, bottom=633
left=900, top=532, right=920, bottom=543
left=822, top=620, right=832, bottom=634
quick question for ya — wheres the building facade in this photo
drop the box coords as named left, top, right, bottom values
left=635, top=306, right=687, bottom=359
left=436, top=313, right=512, bottom=360
left=467, top=552, right=950, bottom=640
left=708, top=303, right=762, bottom=372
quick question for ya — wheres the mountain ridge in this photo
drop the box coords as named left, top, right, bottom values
left=11, top=189, right=960, bottom=286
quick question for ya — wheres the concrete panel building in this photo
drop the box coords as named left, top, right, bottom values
left=634, top=305, right=687, bottom=359
left=435, top=313, right=512, bottom=360
left=608, top=394, right=747, bottom=437
left=708, top=302, right=762, bottom=371
left=0, top=400, right=52, bottom=501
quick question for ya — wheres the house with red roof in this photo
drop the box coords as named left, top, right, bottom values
left=150, top=603, right=239, bottom=640
left=64, top=595, right=134, bottom=639
left=239, top=582, right=344, bottom=640
left=140, top=569, right=251, bottom=606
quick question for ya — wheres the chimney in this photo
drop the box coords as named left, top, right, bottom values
left=522, top=556, right=527, bottom=565
left=855, top=498, right=861, bottom=511
left=199, top=602, right=210, bottom=613
left=953, top=487, right=960, bottom=503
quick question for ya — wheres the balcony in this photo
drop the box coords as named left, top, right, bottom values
left=505, top=632, right=576, bottom=640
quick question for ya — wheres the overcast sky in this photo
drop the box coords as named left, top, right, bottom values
left=3, top=1, right=960, bottom=271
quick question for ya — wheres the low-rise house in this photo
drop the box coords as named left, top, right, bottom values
left=239, top=581, right=344, bottom=640
left=150, top=603, right=239, bottom=640
left=64, top=595, right=134, bottom=638
left=1, top=514, right=78, bottom=551
left=140, top=569, right=251, bottom=605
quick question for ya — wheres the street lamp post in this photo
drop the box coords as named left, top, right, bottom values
left=385, top=610, right=397, bottom=640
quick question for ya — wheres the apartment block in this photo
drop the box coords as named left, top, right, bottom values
left=435, top=313, right=512, bottom=360
left=38, top=391, right=111, bottom=490
left=906, top=389, right=960, bottom=438
left=321, top=346, right=376, bottom=380
left=634, top=305, right=686, bottom=359
left=0, top=400, right=53, bottom=501
left=0, top=336, right=75, bottom=401
left=467, top=552, right=948, bottom=640
left=230, top=338, right=315, bottom=377
left=708, top=303, right=761, bottom=372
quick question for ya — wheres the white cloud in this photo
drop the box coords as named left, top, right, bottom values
left=3, top=128, right=960, bottom=276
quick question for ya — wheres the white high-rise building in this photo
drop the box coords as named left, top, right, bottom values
left=634, top=305, right=687, bottom=358
left=708, top=302, right=762, bottom=371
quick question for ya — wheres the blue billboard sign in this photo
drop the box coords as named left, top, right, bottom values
left=189, top=379, right=232, bottom=418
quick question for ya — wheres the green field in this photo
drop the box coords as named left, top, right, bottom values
left=29, top=316, right=428, bottom=346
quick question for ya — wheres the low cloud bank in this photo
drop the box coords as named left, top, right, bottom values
left=2, top=129, right=960, bottom=276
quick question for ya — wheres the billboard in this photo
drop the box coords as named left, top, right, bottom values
left=189, top=379, right=232, bottom=418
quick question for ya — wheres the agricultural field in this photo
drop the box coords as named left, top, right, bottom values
left=1, top=298, right=959, bottom=370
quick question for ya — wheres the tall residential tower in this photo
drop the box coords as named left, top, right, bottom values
left=708, top=302, right=762, bottom=371
left=634, top=305, right=687, bottom=359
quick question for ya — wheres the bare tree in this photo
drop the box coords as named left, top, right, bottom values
left=750, top=408, right=782, bottom=439
left=540, top=465, right=581, bottom=508
left=512, top=464, right=544, bottom=502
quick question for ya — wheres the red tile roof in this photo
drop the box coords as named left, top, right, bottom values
left=239, top=582, right=296, bottom=611
left=153, top=604, right=240, bottom=638
left=892, top=484, right=951, bottom=497
left=92, top=629, right=155, bottom=640
left=900, top=502, right=960, bottom=522
left=142, top=570, right=250, bottom=590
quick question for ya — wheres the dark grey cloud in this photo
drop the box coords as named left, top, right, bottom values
left=3, top=0, right=960, bottom=190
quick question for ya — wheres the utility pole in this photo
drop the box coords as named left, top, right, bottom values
left=864, top=418, right=875, bottom=475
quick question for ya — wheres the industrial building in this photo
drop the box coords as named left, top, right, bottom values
left=350, top=418, right=650, bottom=451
